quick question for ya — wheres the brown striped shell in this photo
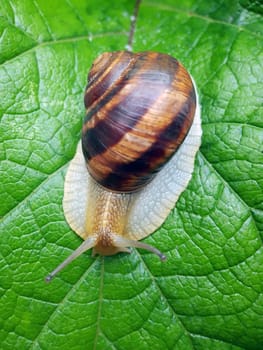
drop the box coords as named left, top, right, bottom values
left=82, top=51, right=196, bottom=193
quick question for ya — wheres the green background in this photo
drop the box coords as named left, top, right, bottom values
left=0, top=0, right=262, bottom=349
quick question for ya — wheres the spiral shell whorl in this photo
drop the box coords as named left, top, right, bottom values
left=82, top=51, right=196, bottom=192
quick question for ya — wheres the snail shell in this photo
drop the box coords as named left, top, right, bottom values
left=45, top=51, right=202, bottom=282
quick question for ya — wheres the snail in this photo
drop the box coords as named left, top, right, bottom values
left=45, top=51, right=202, bottom=282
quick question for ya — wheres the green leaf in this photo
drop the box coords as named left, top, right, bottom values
left=0, top=1, right=262, bottom=349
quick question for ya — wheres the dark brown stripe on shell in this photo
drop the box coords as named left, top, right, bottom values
left=84, top=51, right=133, bottom=109
left=83, top=53, right=134, bottom=124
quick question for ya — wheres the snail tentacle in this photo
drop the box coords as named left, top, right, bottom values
left=113, top=234, right=166, bottom=261
left=45, top=237, right=96, bottom=283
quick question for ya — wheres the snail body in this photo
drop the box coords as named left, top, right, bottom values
left=46, top=51, right=202, bottom=282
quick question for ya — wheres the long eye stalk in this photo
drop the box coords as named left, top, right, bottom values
left=45, top=237, right=96, bottom=283
left=113, top=235, right=166, bottom=261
